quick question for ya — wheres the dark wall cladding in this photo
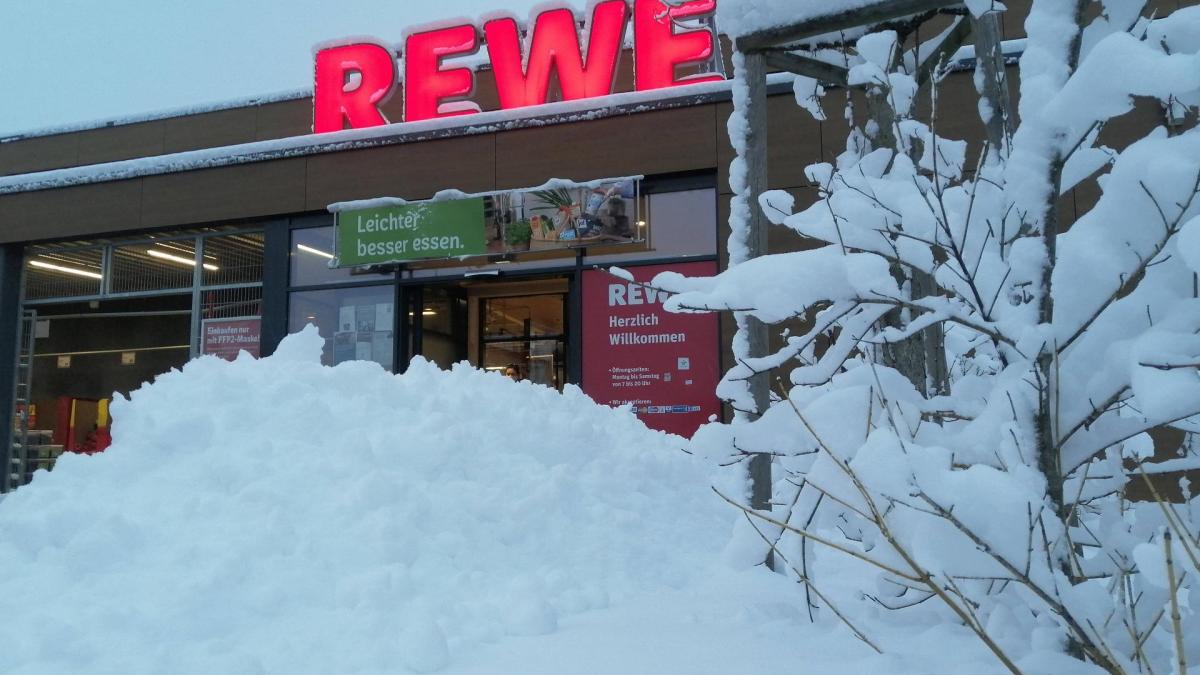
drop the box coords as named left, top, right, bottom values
left=0, top=102, right=719, bottom=244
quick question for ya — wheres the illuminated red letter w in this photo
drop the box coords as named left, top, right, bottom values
left=485, top=1, right=629, bottom=110
left=313, top=43, right=396, bottom=133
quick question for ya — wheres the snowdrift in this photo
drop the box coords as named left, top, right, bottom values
left=0, top=326, right=731, bottom=674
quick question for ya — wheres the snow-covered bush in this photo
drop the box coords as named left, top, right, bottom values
left=662, top=1, right=1200, bottom=672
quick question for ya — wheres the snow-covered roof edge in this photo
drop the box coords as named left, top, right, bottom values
left=0, top=88, right=312, bottom=144
left=0, top=77, right=781, bottom=196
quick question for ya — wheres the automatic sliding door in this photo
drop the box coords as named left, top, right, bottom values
left=480, top=294, right=566, bottom=389
left=412, top=286, right=467, bottom=370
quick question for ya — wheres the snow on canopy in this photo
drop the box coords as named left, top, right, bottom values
left=715, top=0, right=890, bottom=38
left=0, top=326, right=735, bottom=674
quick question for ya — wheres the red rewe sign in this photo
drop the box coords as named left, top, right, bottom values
left=581, top=261, right=721, bottom=438
left=313, top=0, right=722, bottom=133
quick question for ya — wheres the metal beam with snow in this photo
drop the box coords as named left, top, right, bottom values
left=761, top=52, right=849, bottom=86
left=734, top=0, right=966, bottom=53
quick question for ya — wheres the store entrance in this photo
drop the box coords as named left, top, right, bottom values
left=405, top=285, right=468, bottom=370
left=403, top=278, right=569, bottom=389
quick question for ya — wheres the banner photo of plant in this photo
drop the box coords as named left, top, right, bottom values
left=485, top=178, right=642, bottom=254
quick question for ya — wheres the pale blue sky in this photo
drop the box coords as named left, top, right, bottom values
left=0, top=0, right=547, bottom=136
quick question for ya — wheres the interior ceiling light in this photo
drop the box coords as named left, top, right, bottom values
left=155, top=240, right=216, bottom=260
left=29, top=260, right=103, bottom=280
left=296, top=244, right=335, bottom=259
left=147, top=249, right=218, bottom=272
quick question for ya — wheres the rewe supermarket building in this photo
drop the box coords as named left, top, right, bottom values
left=0, top=0, right=1130, bottom=492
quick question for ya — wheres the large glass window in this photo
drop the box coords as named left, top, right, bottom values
left=585, top=188, right=717, bottom=263
left=10, top=227, right=264, bottom=493
left=24, top=247, right=104, bottom=300
left=202, top=232, right=264, bottom=287
left=288, top=285, right=395, bottom=370
left=290, top=227, right=392, bottom=287
left=111, top=241, right=197, bottom=293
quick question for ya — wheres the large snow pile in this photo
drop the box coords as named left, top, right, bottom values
left=0, top=326, right=733, bottom=674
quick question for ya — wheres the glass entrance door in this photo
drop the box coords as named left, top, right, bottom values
left=398, top=279, right=569, bottom=387
left=407, top=286, right=468, bottom=371
left=479, top=293, right=566, bottom=389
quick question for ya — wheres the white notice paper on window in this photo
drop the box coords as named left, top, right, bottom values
left=372, top=331, right=393, bottom=371
left=355, top=339, right=372, bottom=361
left=375, top=303, right=394, bottom=332
left=338, top=306, right=355, bottom=333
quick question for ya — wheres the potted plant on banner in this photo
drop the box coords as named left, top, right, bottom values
left=505, top=219, right=532, bottom=252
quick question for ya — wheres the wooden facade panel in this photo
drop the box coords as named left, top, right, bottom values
left=496, top=105, right=718, bottom=190
left=717, top=188, right=821, bottom=259
left=718, top=192, right=731, bottom=267
left=141, top=159, right=306, bottom=228
left=164, top=107, right=258, bottom=153
left=304, top=135, right=497, bottom=210
left=1002, top=0, right=1193, bottom=40
left=76, top=121, right=166, bottom=166
left=717, top=96, right=823, bottom=195
left=255, top=100, right=312, bottom=140
left=1003, top=0, right=1032, bottom=40
left=0, top=134, right=79, bottom=177
left=0, top=180, right=142, bottom=244
left=1148, top=0, right=1194, bottom=19
left=911, top=70, right=989, bottom=166
left=1098, top=96, right=1167, bottom=153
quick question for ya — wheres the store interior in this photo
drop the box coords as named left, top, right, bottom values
left=9, top=295, right=191, bottom=481
left=290, top=278, right=568, bottom=388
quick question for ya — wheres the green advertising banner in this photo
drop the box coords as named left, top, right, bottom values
left=332, top=178, right=642, bottom=268
left=335, top=198, right=487, bottom=267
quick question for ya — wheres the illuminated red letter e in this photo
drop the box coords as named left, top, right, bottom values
left=634, top=0, right=724, bottom=91
left=405, top=25, right=481, bottom=122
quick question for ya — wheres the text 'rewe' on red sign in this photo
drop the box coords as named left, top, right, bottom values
left=312, top=0, right=723, bottom=133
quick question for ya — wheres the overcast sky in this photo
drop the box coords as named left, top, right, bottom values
left=0, top=0, right=548, bottom=137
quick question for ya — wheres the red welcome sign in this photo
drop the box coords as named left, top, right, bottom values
left=313, top=0, right=722, bottom=132
left=581, top=261, right=721, bottom=438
